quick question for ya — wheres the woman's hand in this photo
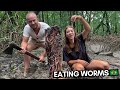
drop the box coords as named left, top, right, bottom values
left=71, top=15, right=82, bottom=22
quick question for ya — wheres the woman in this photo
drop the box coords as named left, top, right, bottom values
left=63, top=15, right=109, bottom=71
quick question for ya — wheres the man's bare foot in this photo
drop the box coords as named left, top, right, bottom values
left=23, top=72, right=27, bottom=77
left=23, top=69, right=29, bottom=77
left=58, top=77, right=71, bottom=79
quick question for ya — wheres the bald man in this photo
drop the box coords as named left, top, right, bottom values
left=20, top=12, right=50, bottom=76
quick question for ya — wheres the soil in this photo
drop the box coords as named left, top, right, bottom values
left=0, top=41, right=120, bottom=79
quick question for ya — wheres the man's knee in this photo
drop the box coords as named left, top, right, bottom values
left=72, top=63, right=85, bottom=71
left=26, top=44, right=37, bottom=51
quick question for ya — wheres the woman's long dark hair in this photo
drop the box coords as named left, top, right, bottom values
left=64, top=25, right=79, bottom=53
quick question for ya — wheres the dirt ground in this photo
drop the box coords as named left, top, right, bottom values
left=0, top=36, right=120, bottom=79
left=0, top=47, right=120, bottom=79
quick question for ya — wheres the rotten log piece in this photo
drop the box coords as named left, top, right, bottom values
left=45, top=25, right=62, bottom=79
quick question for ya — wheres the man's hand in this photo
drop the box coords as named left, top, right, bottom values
left=71, top=15, right=82, bottom=22
left=19, top=49, right=27, bottom=54
left=39, top=55, right=45, bottom=62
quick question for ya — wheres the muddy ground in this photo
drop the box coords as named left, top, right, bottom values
left=0, top=41, right=120, bottom=79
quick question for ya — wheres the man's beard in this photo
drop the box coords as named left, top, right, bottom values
left=31, top=24, right=38, bottom=30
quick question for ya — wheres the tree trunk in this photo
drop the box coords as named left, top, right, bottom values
left=34, top=11, right=40, bottom=15
left=93, top=11, right=106, bottom=34
left=6, top=11, right=17, bottom=25
left=105, top=11, right=111, bottom=35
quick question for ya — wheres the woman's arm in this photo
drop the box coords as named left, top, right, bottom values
left=68, top=59, right=89, bottom=67
left=71, top=15, right=91, bottom=40
left=68, top=60, right=79, bottom=66
left=67, top=59, right=84, bottom=66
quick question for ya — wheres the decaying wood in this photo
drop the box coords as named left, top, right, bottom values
left=45, top=25, right=62, bottom=79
